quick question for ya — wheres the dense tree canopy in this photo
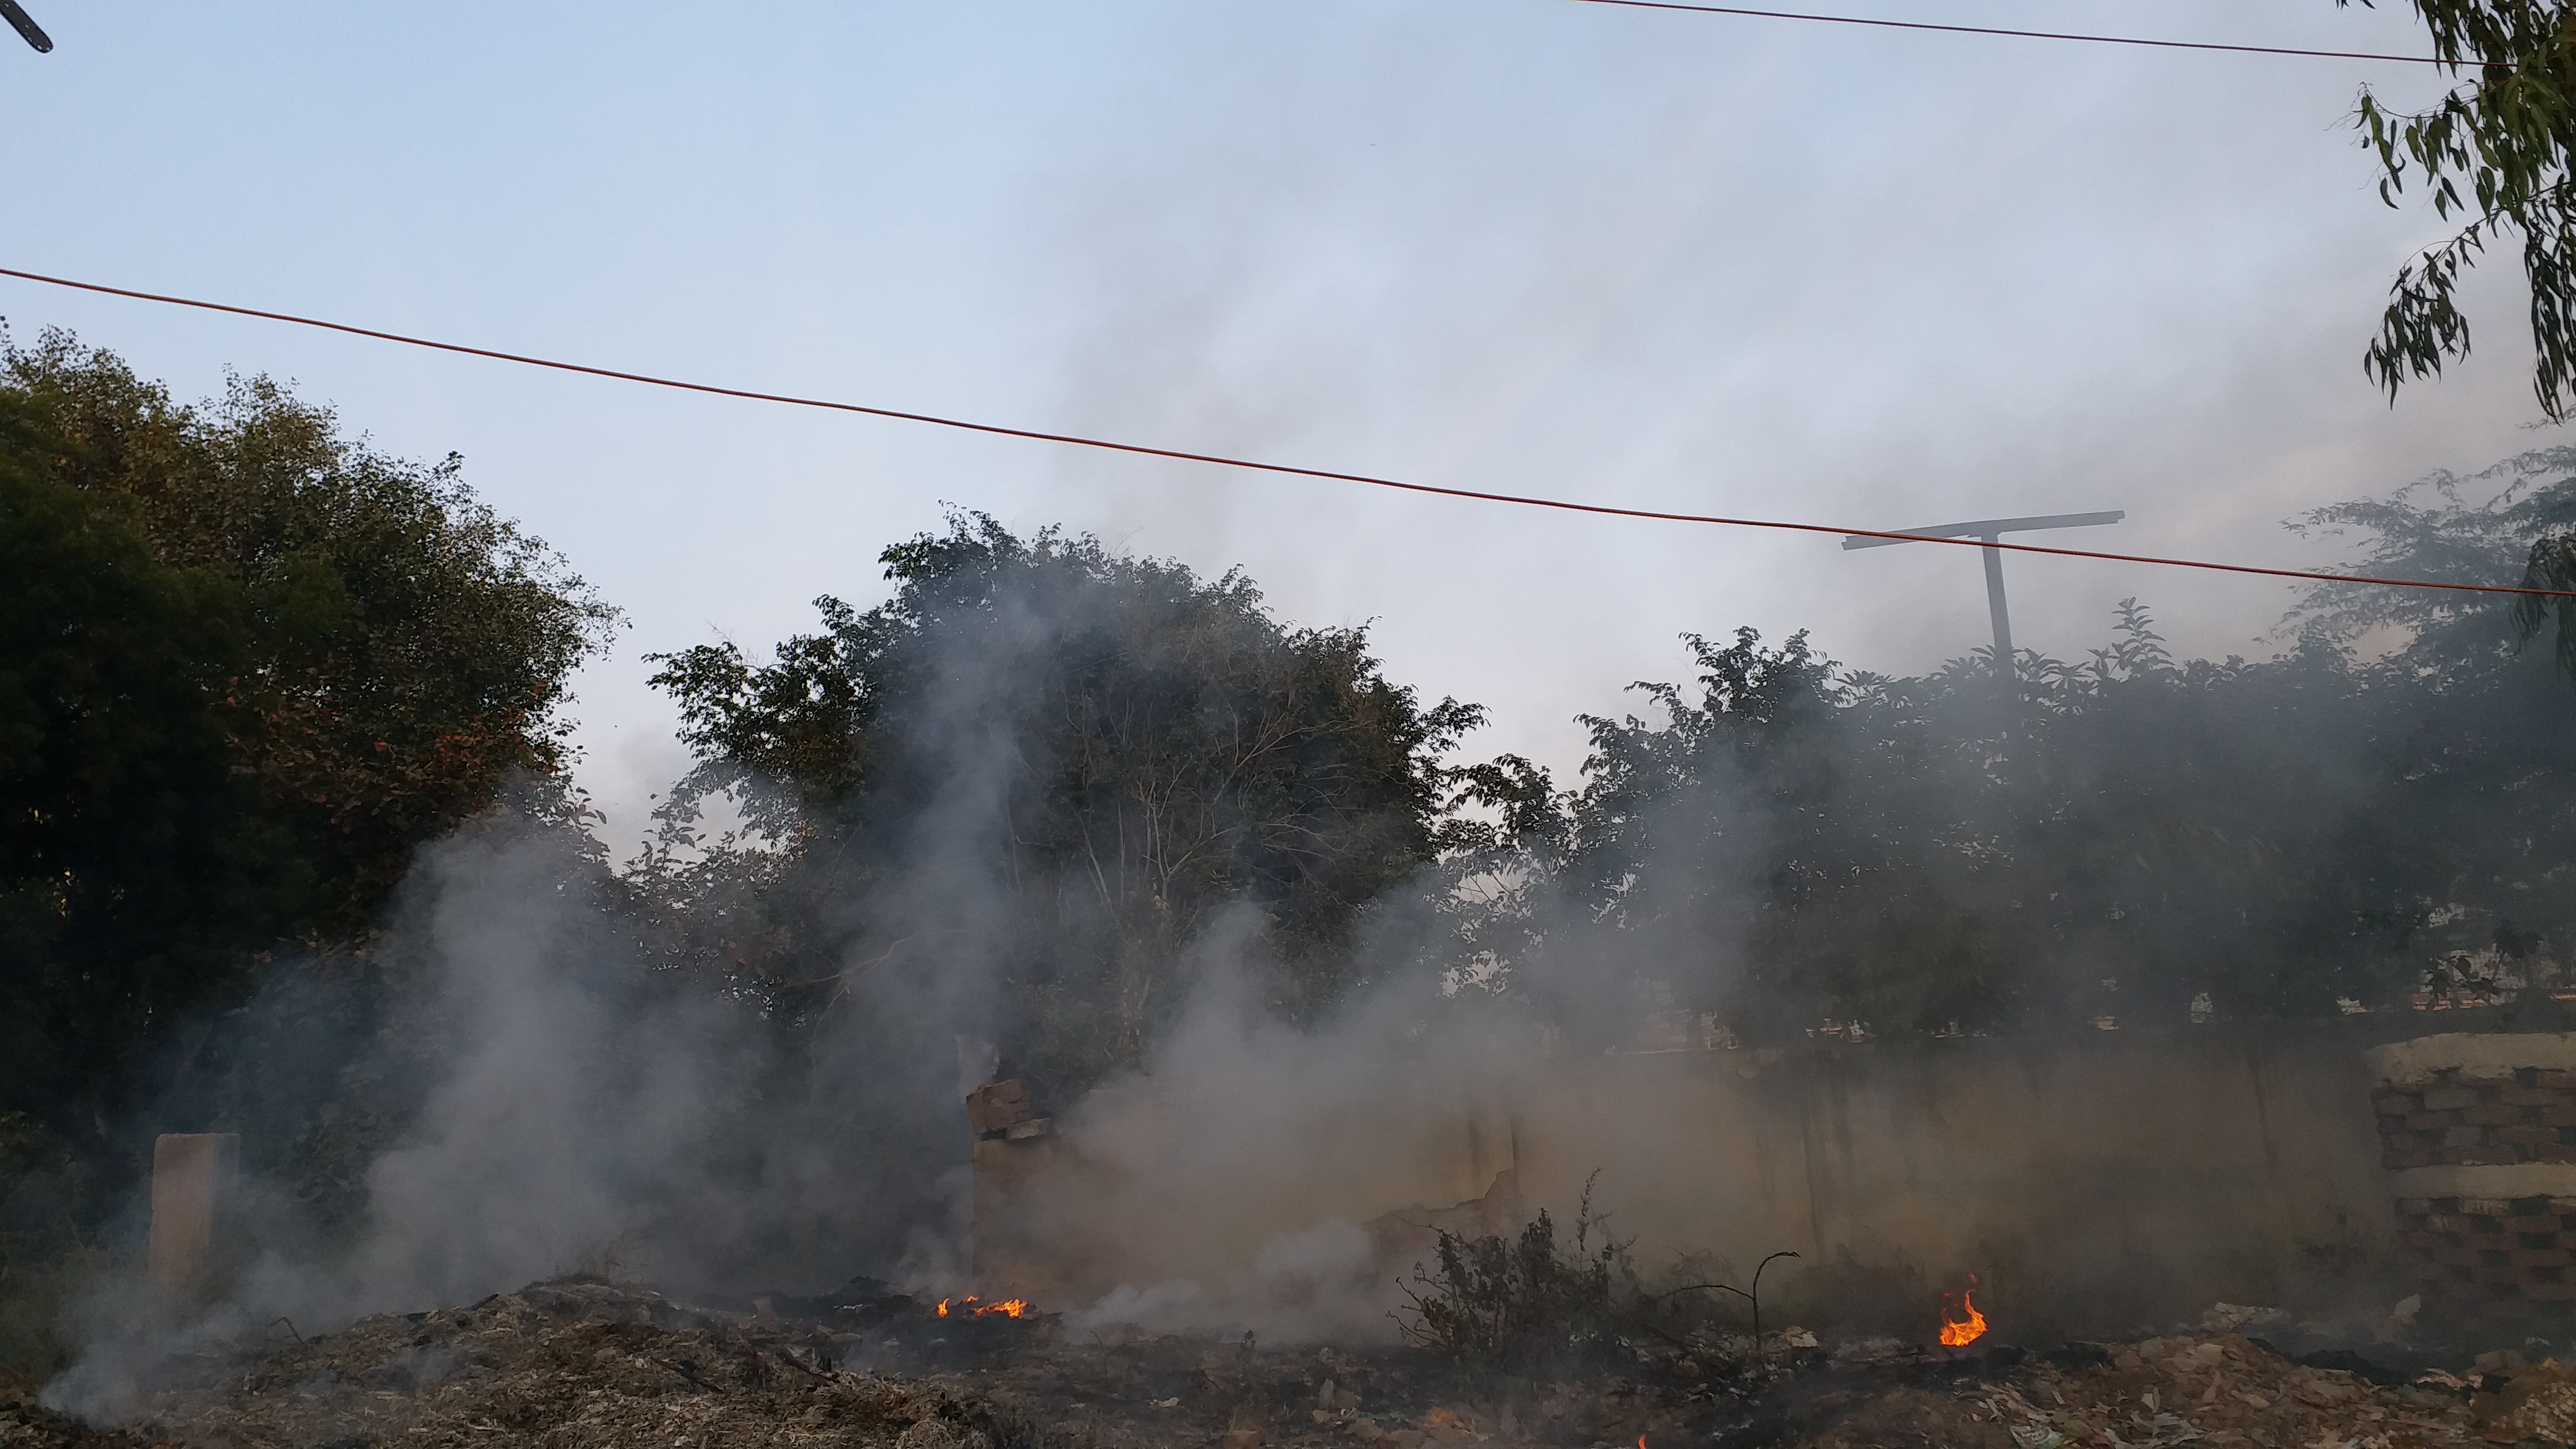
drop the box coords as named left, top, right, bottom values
left=1441, top=452, right=2576, bottom=1044
left=0, top=333, right=615, bottom=1132
left=646, top=512, right=1480, bottom=1089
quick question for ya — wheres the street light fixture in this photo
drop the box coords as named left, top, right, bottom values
left=1841, top=511, right=2124, bottom=683
left=2, top=1, right=51, bottom=53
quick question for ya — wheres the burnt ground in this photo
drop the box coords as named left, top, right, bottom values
left=4, top=1278, right=2575, bottom=1449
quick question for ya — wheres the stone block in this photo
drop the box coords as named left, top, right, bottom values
left=2425, top=1087, right=2482, bottom=1111
left=2464, top=1107, right=2521, bottom=1127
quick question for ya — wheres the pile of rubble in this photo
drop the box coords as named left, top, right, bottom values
left=15, top=1280, right=2576, bottom=1449
left=1796, top=1335, right=2576, bottom=1448
left=2, top=1278, right=1035, bottom=1449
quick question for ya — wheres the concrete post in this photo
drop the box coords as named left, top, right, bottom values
left=149, top=1132, right=239, bottom=1297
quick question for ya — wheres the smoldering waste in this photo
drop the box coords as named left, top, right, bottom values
left=10, top=1277, right=2576, bottom=1449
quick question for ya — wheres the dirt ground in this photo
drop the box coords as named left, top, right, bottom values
left=6, top=1278, right=2576, bottom=1449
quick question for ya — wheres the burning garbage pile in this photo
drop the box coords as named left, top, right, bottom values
left=12, top=1266, right=2576, bottom=1449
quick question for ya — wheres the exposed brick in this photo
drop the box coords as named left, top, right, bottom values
left=2377, top=1090, right=2422, bottom=1113
left=2548, top=1198, right=2576, bottom=1215
left=2540, top=1107, right=2576, bottom=1128
left=2427, top=1214, right=2470, bottom=1233
left=2530, top=1282, right=2576, bottom=1301
left=2462, top=1199, right=2519, bottom=1216
left=2504, top=1087, right=2575, bottom=1107
left=2466, top=1106, right=2523, bottom=1127
left=2500, top=1130, right=2564, bottom=1149
left=2449, top=1147, right=2525, bottom=1166
left=962, top=1079, right=1033, bottom=1137
left=2426, top=1087, right=2482, bottom=1111
left=2536, top=1145, right=2576, bottom=1164
left=2513, top=1249, right=2573, bottom=1268
left=2413, top=1111, right=2465, bottom=1130
left=2469, top=1234, right=2518, bottom=1252
left=2536, top=1071, right=2576, bottom=1092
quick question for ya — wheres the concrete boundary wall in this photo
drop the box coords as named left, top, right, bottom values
left=981, top=1025, right=2414, bottom=1334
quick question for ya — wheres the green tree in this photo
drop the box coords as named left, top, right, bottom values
left=647, top=512, right=1478, bottom=1087
left=1452, top=453, right=2576, bottom=1041
left=2348, top=1, right=2576, bottom=416
left=0, top=332, right=616, bottom=1135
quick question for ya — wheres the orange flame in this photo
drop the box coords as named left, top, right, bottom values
left=934, top=1295, right=1029, bottom=1319
left=1938, top=1278, right=1987, bottom=1347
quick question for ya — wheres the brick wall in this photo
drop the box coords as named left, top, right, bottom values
left=2373, top=1070, right=2576, bottom=1171
left=2375, top=1065, right=2576, bottom=1328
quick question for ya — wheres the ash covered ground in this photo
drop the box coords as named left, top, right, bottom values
left=10, top=1277, right=2576, bottom=1449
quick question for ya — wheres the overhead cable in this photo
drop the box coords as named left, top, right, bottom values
left=1556, top=0, right=2469, bottom=68
left=2, top=262, right=2568, bottom=600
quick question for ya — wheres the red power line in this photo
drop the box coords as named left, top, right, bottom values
left=3, top=262, right=2569, bottom=600
left=1556, top=0, right=2469, bottom=68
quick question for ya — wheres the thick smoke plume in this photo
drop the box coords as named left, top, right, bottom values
left=45, top=462, right=2576, bottom=1417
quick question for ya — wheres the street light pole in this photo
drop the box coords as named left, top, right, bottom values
left=1980, top=538, right=2014, bottom=679
left=1841, top=512, right=2124, bottom=684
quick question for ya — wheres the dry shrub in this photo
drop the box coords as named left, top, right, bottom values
left=1396, top=1178, right=1634, bottom=1378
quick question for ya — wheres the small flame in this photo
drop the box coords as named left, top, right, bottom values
left=1939, top=1277, right=1987, bottom=1348
left=935, top=1295, right=1028, bottom=1319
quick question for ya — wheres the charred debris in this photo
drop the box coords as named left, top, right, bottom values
left=8, top=1269, right=2573, bottom=1449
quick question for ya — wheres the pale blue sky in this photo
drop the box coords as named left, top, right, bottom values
left=2, top=2, right=2545, bottom=844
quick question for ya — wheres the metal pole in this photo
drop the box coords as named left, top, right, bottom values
left=1980, top=534, right=2014, bottom=683
left=1839, top=511, right=2119, bottom=686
